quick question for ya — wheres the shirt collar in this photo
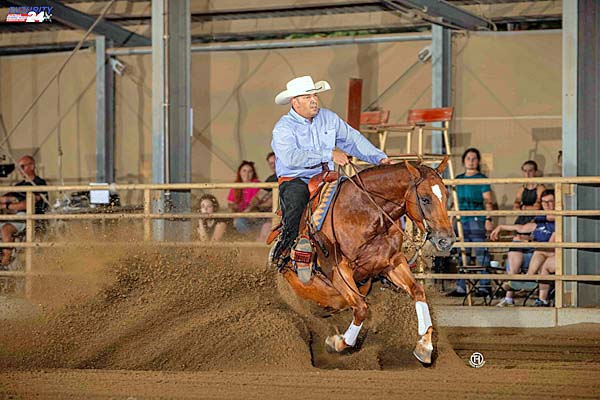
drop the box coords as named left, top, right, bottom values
left=288, top=107, right=320, bottom=124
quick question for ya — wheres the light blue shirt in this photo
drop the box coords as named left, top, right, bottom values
left=272, top=108, right=387, bottom=179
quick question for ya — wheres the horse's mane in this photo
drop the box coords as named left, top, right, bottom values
left=356, top=161, right=435, bottom=180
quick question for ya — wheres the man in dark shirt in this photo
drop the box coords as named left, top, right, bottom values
left=265, top=151, right=277, bottom=186
left=248, top=152, right=278, bottom=212
left=0, top=155, right=47, bottom=266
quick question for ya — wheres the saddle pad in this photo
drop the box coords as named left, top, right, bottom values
left=311, top=177, right=345, bottom=232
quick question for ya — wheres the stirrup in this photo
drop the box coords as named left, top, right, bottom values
left=291, top=237, right=313, bottom=284
left=268, top=236, right=289, bottom=271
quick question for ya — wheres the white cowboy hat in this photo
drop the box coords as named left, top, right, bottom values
left=275, top=76, right=331, bottom=105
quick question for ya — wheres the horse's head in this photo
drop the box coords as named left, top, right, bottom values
left=404, top=157, right=456, bottom=252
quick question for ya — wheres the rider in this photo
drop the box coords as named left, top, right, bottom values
left=270, top=75, right=391, bottom=269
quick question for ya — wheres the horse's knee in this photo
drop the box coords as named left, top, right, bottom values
left=412, top=282, right=426, bottom=302
left=353, top=301, right=368, bottom=323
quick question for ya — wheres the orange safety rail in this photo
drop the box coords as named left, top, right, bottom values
left=360, top=110, right=390, bottom=126
left=407, top=107, right=453, bottom=124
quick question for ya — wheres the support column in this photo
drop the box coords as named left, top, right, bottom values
left=152, top=0, right=191, bottom=241
left=95, top=35, right=115, bottom=183
left=431, top=25, right=451, bottom=155
left=562, top=0, right=578, bottom=306
left=574, top=0, right=600, bottom=306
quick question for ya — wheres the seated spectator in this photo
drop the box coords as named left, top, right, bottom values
left=532, top=250, right=555, bottom=307
left=197, top=194, right=227, bottom=241
left=246, top=152, right=278, bottom=242
left=248, top=152, right=277, bottom=213
left=491, top=189, right=555, bottom=306
left=227, top=161, right=264, bottom=238
left=0, top=155, right=48, bottom=267
left=265, top=151, right=277, bottom=183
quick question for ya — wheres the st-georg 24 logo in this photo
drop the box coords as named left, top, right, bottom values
left=6, top=6, right=53, bottom=23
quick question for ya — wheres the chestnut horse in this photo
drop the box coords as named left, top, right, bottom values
left=280, top=157, right=455, bottom=364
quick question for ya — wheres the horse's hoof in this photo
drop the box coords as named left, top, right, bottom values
left=413, top=338, right=433, bottom=364
left=325, top=334, right=347, bottom=353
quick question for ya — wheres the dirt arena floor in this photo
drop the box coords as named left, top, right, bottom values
left=0, top=245, right=599, bottom=399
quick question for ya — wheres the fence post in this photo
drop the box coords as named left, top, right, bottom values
left=555, top=183, right=563, bottom=308
left=143, top=189, right=151, bottom=241
left=25, top=191, right=34, bottom=299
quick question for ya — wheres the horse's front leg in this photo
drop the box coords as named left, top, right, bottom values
left=385, top=253, right=434, bottom=364
left=325, top=257, right=367, bottom=353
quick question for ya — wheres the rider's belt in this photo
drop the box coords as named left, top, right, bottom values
left=306, top=162, right=330, bottom=170
left=278, top=176, right=297, bottom=185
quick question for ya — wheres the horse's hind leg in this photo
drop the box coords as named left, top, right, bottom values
left=325, top=258, right=368, bottom=353
left=385, top=254, right=434, bottom=364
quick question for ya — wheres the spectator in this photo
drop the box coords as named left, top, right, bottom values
left=265, top=151, right=277, bottom=183
left=248, top=152, right=278, bottom=213
left=246, top=152, right=278, bottom=242
left=447, top=148, right=494, bottom=297
left=512, top=160, right=545, bottom=226
left=197, top=194, right=227, bottom=241
left=0, top=155, right=48, bottom=267
left=533, top=252, right=555, bottom=307
left=491, top=189, right=556, bottom=306
left=227, top=160, right=263, bottom=237
left=497, top=160, right=546, bottom=292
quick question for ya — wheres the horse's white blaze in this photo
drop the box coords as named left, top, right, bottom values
left=432, top=184, right=443, bottom=204
left=343, top=322, right=363, bottom=346
left=415, top=301, right=432, bottom=336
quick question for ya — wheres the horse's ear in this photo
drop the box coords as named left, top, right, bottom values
left=404, top=160, right=421, bottom=180
left=435, top=156, right=449, bottom=175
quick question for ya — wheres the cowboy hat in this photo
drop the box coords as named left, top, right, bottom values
left=275, top=76, right=331, bottom=105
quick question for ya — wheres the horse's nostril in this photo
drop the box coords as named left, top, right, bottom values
left=438, top=238, right=449, bottom=247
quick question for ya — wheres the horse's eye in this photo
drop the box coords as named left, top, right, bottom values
left=421, top=197, right=431, bottom=205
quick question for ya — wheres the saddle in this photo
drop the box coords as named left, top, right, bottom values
left=266, top=167, right=339, bottom=246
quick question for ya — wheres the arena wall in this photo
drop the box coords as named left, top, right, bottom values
left=0, top=30, right=561, bottom=216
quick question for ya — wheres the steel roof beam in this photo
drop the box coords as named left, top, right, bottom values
left=385, top=0, right=494, bottom=30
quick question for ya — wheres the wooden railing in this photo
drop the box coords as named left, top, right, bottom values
left=0, top=176, right=598, bottom=308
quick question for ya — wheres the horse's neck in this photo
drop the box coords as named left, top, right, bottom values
left=358, top=166, right=411, bottom=207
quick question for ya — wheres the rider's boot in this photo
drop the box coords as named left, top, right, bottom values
left=268, top=236, right=291, bottom=270
left=291, top=236, right=314, bottom=284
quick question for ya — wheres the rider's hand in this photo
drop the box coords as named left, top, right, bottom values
left=490, top=226, right=501, bottom=241
left=332, top=149, right=349, bottom=166
left=379, top=157, right=392, bottom=165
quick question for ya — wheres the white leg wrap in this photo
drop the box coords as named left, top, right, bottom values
left=415, top=301, right=432, bottom=336
left=343, top=322, right=363, bottom=347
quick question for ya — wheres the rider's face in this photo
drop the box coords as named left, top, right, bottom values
left=292, top=94, right=319, bottom=119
